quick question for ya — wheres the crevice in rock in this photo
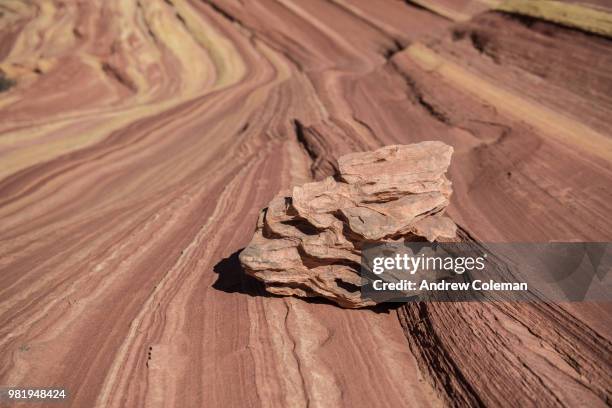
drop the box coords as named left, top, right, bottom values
left=202, top=0, right=241, bottom=25
left=468, top=30, right=501, bottom=63
left=281, top=218, right=320, bottom=236
left=293, top=119, right=340, bottom=180
left=389, top=61, right=452, bottom=124
left=293, top=120, right=318, bottom=169
left=334, top=278, right=360, bottom=293
left=383, top=38, right=405, bottom=60
left=101, top=62, right=137, bottom=93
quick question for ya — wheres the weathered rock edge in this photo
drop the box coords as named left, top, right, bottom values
left=239, top=142, right=457, bottom=308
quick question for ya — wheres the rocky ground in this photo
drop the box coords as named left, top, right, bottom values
left=0, top=1, right=611, bottom=407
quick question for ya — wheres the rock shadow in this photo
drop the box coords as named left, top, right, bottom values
left=212, top=249, right=268, bottom=297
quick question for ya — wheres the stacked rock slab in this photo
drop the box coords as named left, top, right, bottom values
left=239, top=142, right=457, bottom=308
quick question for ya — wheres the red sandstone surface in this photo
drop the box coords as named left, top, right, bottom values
left=0, top=1, right=611, bottom=407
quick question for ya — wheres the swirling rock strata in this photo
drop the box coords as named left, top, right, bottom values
left=239, top=142, right=457, bottom=308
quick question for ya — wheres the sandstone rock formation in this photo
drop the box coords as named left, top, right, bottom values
left=239, top=142, right=457, bottom=308
left=4, top=1, right=612, bottom=405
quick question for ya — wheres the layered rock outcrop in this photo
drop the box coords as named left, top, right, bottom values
left=239, top=142, right=457, bottom=308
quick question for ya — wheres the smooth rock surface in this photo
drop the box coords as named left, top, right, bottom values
left=240, top=142, right=457, bottom=308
